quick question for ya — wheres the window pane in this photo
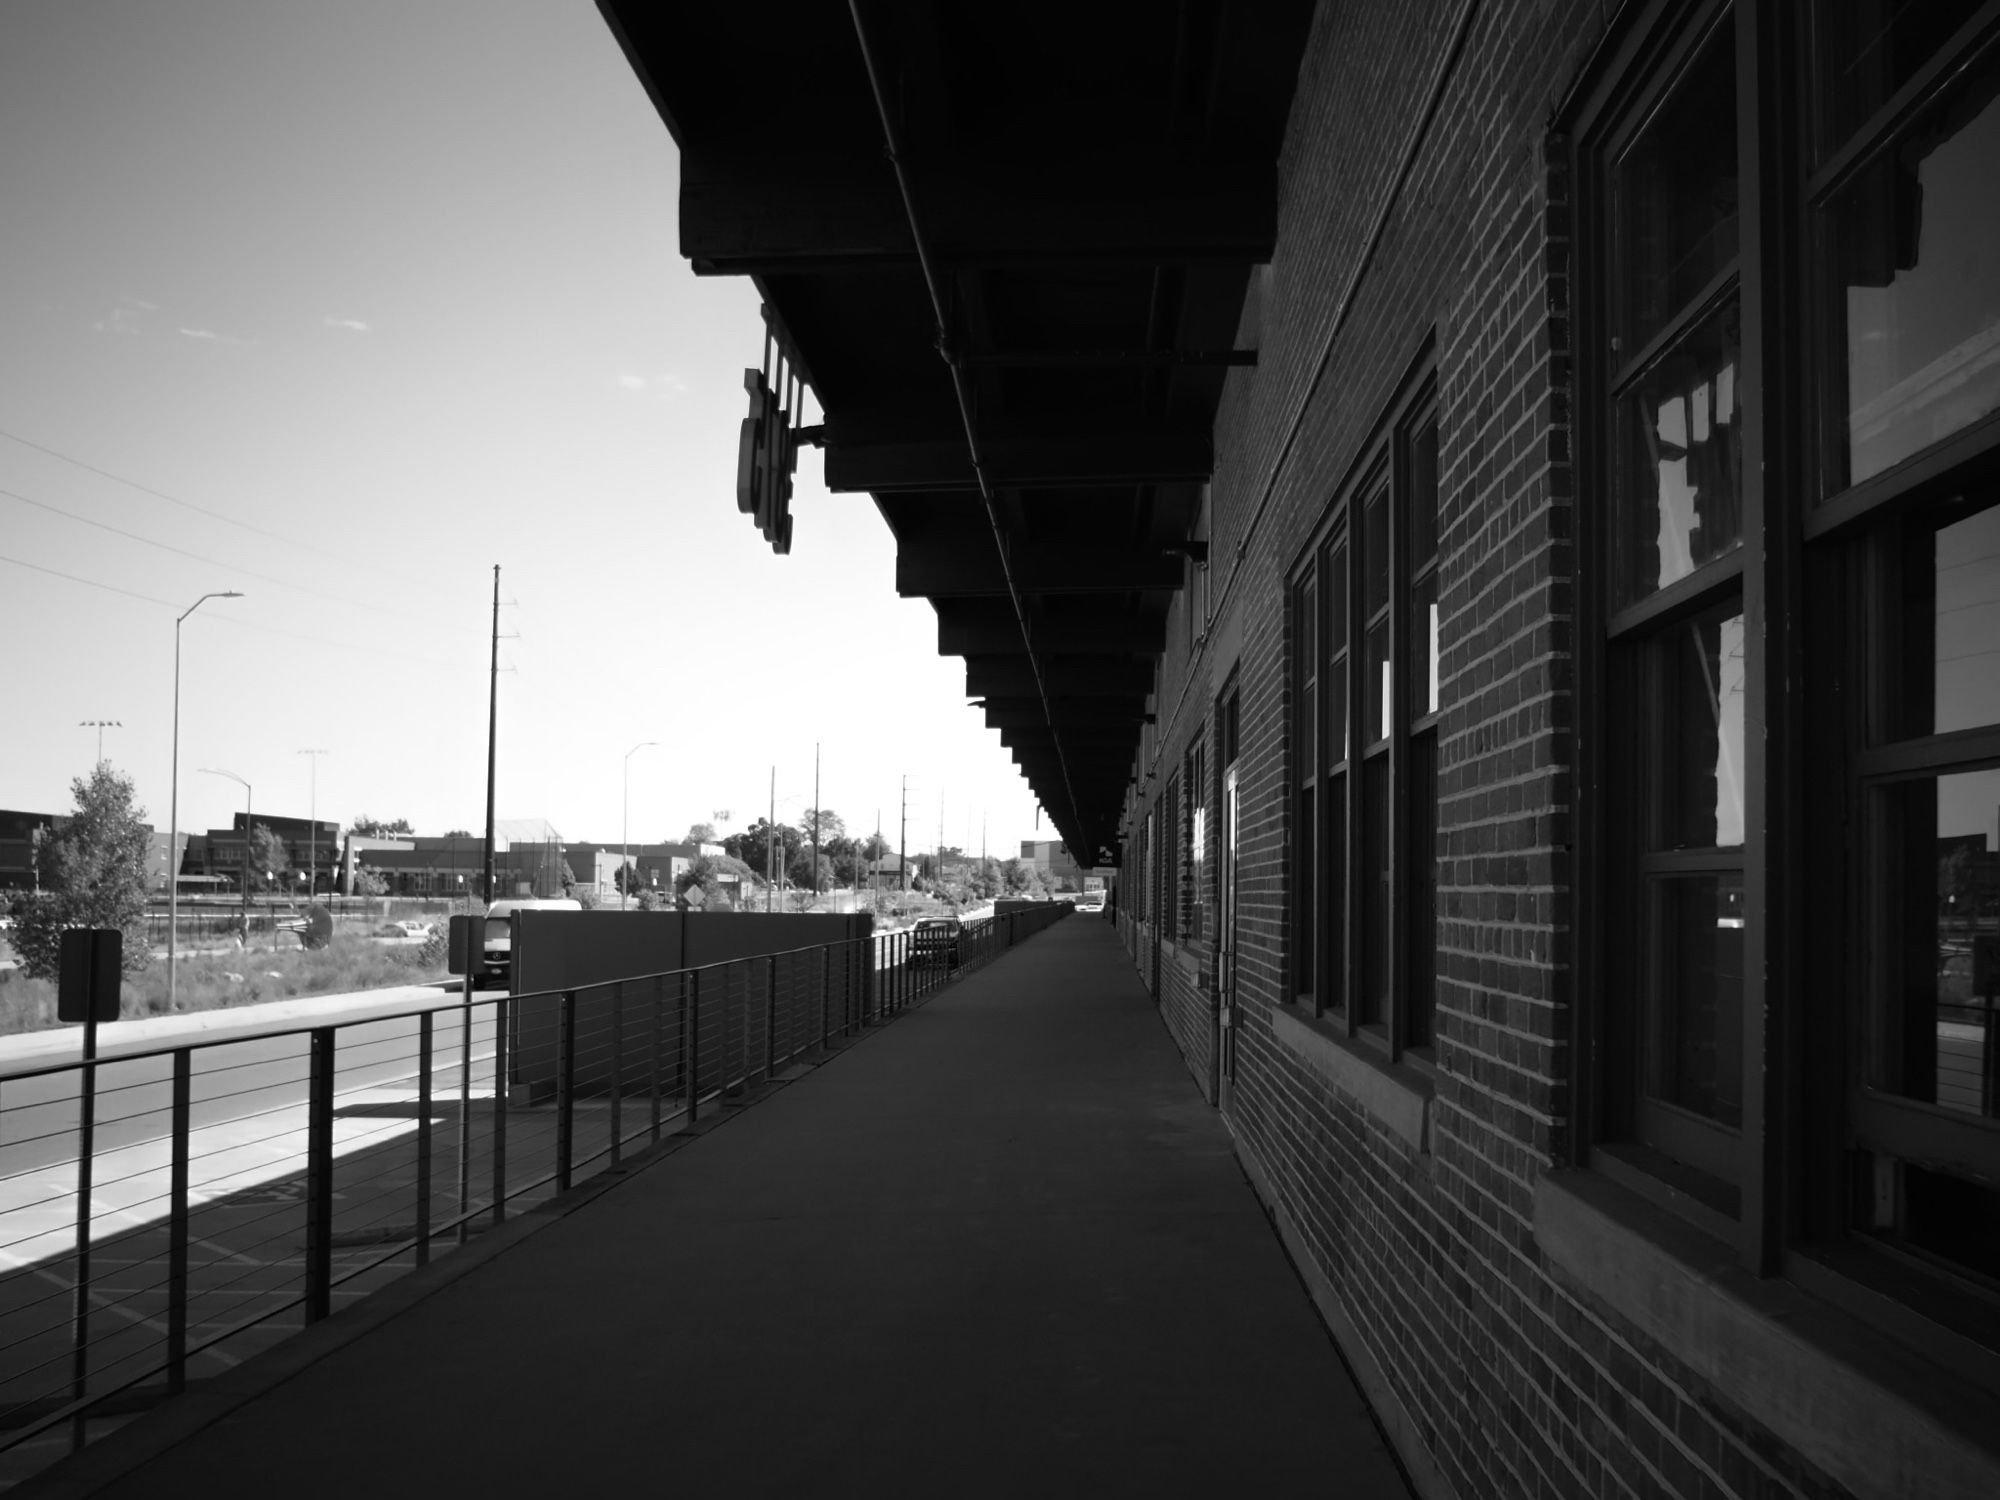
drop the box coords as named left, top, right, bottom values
left=1896, top=1162, right=2000, bottom=1286
left=1824, top=59, right=2000, bottom=490
left=1362, top=754, right=1390, bottom=1027
left=1327, top=539, right=1350, bottom=765
left=1408, top=413, right=1440, bottom=568
left=1364, top=620, right=1391, bottom=745
left=1936, top=501, right=2000, bottom=734
left=1411, top=569, right=1441, bottom=719
left=1642, top=872, right=1745, bottom=1128
left=1811, top=0, right=1988, bottom=164
left=1614, top=27, right=1738, bottom=354
left=1364, top=486, right=1390, bottom=618
left=1296, top=786, right=1314, bottom=997
left=1407, top=731, right=1439, bottom=1048
left=1878, top=768, right=2000, bottom=1116
left=1323, top=772, right=1346, bottom=1016
left=1647, top=603, right=1747, bottom=851
left=1880, top=498, right=2000, bottom=740
left=1299, top=578, right=1317, bottom=776
left=1327, top=656, right=1350, bottom=768
left=1615, top=298, right=1743, bottom=606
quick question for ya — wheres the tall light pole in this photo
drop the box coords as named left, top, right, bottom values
left=621, top=741, right=657, bottom=910
left=298, top=749, right=327, bottom=900
left=199, top=767, right=252, bottom=944
left=79, top=720, right=121, bottom=765
left=168, top=591, right=242, bottom=1010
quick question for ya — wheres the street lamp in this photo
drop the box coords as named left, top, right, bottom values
left=198, top=768, right=252, bottom=944
left=621, top=741, right=658, bottom=911
left=168, top=591, right=242, bottom=1010
left=80, top=720, right=121, bottom=765
left=298, top=749, right=328, bottom=899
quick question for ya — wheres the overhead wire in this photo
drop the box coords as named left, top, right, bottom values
left=0, top=485, right=453, bottom=630
left=0, top=425, right=434, bottom=590
left=0, top=553, right=480, bottom=672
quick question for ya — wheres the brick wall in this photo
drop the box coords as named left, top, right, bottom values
left=1117, top=2, right=1858, bottom=1496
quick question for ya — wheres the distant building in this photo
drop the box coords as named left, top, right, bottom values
left=0, top=809, right=58, bottom=892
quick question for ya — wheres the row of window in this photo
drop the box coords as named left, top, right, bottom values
left=1130, top=0, right=2000, bottom=1349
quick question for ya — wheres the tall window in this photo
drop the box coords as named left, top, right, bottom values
left=1290, top=369, right=1442, bottom=1055
left=1574, top=0, right=2000, bottom=1321
left=1186, top=736, right=1208, bottom=942
left=1161, top=773, right=1181, bottom=944
left=1593, top=12, right=1747, bottom=1188
left=1809, top=1, right=2000, bottom=1291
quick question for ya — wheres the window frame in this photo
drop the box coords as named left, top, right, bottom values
left=1288, top=354, right=1442, bottom=1064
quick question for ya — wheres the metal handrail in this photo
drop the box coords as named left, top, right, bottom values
left=0, top=905, right=1068, bottom=1472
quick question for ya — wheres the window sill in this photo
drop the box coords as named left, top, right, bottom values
left=1269, top=1004, right=1431, bottom=1155
left=1535, top=1169, right=2000, bottom=1499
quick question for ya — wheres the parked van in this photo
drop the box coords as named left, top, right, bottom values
left=475, top=898, right=583, bottom=990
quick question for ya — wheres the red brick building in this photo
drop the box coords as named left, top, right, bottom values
left=610, top=3, right=2000, bottom=1494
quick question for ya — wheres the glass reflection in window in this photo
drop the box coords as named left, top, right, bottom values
left=1617, top=301, right=1743, bottom=605
left=1884, top=768, right=2000, bottom=1118
left=1935, top=503, right=2000, bottom=736
left=1653, top=605, right=1747, bottom=850
left=1826, top=61, right=2000, bottom=489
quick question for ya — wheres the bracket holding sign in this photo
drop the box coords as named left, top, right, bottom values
left=736, top=307, right=817, bottom=555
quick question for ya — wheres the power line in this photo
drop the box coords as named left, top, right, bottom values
left=0, top=485, right=450, bottom=629
left=0, top=424, right=434, bottom=589
left=0, top=552, right=479, bottom=671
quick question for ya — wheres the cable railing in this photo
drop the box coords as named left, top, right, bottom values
left=0, top=904, right=1066, bottom=1478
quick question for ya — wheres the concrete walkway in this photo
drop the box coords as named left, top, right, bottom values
left=29, top=918, right=1413, bottom=1498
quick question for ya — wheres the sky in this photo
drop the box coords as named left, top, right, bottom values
left=0, top=0, right=1051, bottom=862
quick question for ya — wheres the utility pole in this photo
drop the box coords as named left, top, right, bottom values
left=812, top=741, right=821, bottom=901
left=767, top=765, right=776, bottom=913
left=80, top=720, right=120, bottom=765
left=899, top=774, right=908, bottom=893
left=483, top=565, right=499, bottom=904
left=298, top=749, right=327, bottom=899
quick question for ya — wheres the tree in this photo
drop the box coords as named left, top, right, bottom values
left=6, top=764, right=154, bottom=980
left=684, top=822, right=717, bottom=845
left=799, top=808, right=846, bottom=846
left=722, top=819, right=801, bottom=881
left=441, top=828, right=474, bottom=839
left=247, top=824, right=290, bottom=890
left=678, top=852, right=754, bottom=909
left=350, top=815, right=413, bottom=838
left=350, top=863, right=389, bottom=898
left=614, top=862, right=652, bottom=897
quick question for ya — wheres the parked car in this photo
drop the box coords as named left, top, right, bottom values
left=1077, top=891, right=1105, bottom=912
left=911, top=917, right=962, bottom=971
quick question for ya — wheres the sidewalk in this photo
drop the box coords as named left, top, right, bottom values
left=27, top=918, right=1413, bottom=1498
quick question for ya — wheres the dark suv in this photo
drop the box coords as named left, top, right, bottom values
left=911, top=917, right=962, bottom=971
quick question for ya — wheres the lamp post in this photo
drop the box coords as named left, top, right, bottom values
left=298, top=749, right=327, bottom=898
left=621, top=741, right=657, bottom=910
left=199, top=768, right=252, bottom=944
left=79, top=720, right=121, bottom=765
left=168, top=591, right=242, bottom=1010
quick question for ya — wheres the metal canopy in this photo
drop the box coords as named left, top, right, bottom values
left=600, top=1, right=1314, bottom=861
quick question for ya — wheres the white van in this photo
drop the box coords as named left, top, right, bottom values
left=475, top=898, right=582, bottom=990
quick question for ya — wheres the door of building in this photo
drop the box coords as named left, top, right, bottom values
left=1218, top=764, right=1240, bottom=1111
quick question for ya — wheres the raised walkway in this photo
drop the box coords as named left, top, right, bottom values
left=27, top=917, right=1413, bottom=1498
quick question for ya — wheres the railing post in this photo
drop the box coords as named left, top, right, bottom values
left=556, top=989, right=577, bottom=1192
left=687, top=970, right=701, bottom=1124
left=305, top=1026, right=335, bottom=1323
left=70, top=1016, right=98, bottom=1449
left=610, top=981, right=625, bottom=1168
left=492, top=995, right=509, bottom=1226
left=651, top=975, right=665, bottom=1144
left=167, top=1048, right=191, bottom=1393
left=767, top=955, right=778, bottom=1074
left=456, top=990, right=472, bottom=1246
left=415, top=1012, right=433, bottom=1265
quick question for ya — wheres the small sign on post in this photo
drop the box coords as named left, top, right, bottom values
left=447, top=913, right=480, bottom=976
left=58, top=929, right=122, bottom=1025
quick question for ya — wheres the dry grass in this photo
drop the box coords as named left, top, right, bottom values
left=0, top=933, right=449, bottom=1036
